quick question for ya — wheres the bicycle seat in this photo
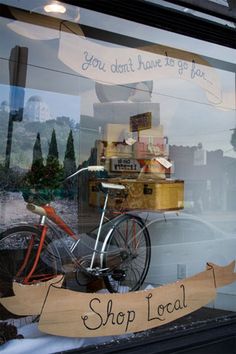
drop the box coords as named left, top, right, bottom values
left=100, top=182, right=125, bottom=192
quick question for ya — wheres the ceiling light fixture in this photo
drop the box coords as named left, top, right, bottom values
left=44, top=2, right=66, bottom=14
left=7, top=3, right=81, bottom=40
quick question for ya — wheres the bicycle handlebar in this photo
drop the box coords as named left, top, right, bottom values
left=88, top=166, right=105, bottom=172
left=65, top=165, right=105, bottom=180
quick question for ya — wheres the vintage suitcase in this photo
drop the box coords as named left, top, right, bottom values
left=89, top=179, right=184, bottom=211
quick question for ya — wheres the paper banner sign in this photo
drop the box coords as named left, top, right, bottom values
left=1, top=262, right=236, bottom=337
left=7, top=8, right=223, bottom=105
left=58, top=23, right=222, bottom=104
left=0, top=276, right=64, bottom=316
left=38, top=261, right=236, bottom=337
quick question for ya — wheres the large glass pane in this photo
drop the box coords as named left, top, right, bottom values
left=0, top=1, right=235, bottom=349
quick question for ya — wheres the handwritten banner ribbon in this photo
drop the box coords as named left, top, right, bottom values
left=58, top=23, right=222, bottom=104
left=38, top=261, right=236, bottom=337
left=1, top=262, right=235, bottom=337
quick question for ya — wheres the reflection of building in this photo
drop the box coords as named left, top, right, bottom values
left=193, top=143, right=207, bottom=166
left=24, top=95, right=52, bottom=121
left=169, top=145, right=236, bottom=212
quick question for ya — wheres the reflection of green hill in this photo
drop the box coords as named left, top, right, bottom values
left=0, top=113, right=79, bottom=170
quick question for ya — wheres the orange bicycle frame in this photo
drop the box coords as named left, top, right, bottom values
left=18, top=204, right=77, bottom=284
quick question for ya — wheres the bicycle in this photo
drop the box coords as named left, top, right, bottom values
left=0, top=166, right=151, bottom=295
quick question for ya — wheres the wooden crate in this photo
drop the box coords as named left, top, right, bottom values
left=89, top=179, right=184, bottom=211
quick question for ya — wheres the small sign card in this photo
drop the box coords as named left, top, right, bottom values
left=154, top=157, right=172, bottom=169
left=130, top=112, right=152, bottom=132
left=110, top=158, right=141, bottom=172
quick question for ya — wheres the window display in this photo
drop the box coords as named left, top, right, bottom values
left=0, top=1, right=235, bottom=352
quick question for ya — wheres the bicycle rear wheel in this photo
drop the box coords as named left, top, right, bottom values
left=102, top=214, right=151, bottom=293
left=0, top=225, right=60, bottom=297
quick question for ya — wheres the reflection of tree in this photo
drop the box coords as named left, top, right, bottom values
left=24, top=133, right=45, bottom=188
left=47, top=129, right=59, bottom=161
left=63, top=129, right=77, bottom=198
left=22, top=130, right=63, bottom=203
left=64, top=130, right=76, bottom=176
left=44, top=129, right=63, bottom=191
left=33, top=132, right=44, bottom=165
left=0, top=121, right=80, bottom=200
left=0, top=114, right=79, bottom=169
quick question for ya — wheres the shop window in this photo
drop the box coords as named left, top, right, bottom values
left=0, top=1, right=235, bottom=352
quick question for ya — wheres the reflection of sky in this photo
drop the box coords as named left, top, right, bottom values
left=0, top=84, right=80, bottom=122
left=0, top=4, right=235, bottom=158
left=152, top=73, right=236, bottom=156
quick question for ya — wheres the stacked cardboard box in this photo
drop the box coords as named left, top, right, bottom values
left=91, top=120, right=184, bottom=211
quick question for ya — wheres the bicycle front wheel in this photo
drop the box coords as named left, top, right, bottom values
left=0, top=225, right=60, bottom=297
left=103, top=214, right=151, bottom=293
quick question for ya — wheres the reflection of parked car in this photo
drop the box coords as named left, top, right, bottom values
left=129, top=210, right=236, bottom=311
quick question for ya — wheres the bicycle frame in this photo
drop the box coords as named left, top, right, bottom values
left=20, top=206, right=76, bottom=284
left=24, top=195, right=109, bottom=282
left=13, top=167, right=90, bottom=282
left=20, top=167, right=127, bottom=284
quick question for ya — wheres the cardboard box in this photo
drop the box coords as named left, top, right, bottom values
left=137, top=157, right=172, bottom=179
left=138, top=126, right=164, bottom=139
left=103, top=124, right=164, bottom=143
left=133, top=139, right=166, bottom=159
left=103, top=124, right=130, bottom=144
left=106, top=142, right=133, bottom=158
